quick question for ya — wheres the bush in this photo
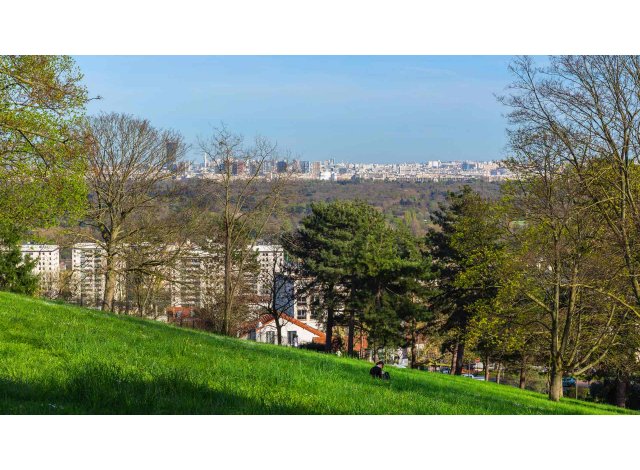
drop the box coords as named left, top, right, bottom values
left=298, top=342, right=327, bottom=352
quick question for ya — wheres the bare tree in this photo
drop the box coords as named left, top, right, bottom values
left=196, top=126, right=290, bottom=336
left=253, top=243, right=314, bottom=345
left=500, top=55, right=640, bottom=320
left=81, top=112, right=187, bottom=312
left=191, top=237, right=255, bottom=334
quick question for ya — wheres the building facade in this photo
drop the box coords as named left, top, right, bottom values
left=20, top=244, right=61, bottom=296
left=238, top=312, right=325, bottom=346
left=71, top=243, right=110, bottom=307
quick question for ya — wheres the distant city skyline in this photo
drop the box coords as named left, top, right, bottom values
left=76, top=56, right=517, bottom=163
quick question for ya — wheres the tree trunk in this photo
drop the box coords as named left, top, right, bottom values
left=450, top=341, right=458, bottom=374
left=484, top=354, right=490, bottom=382
left=274, top=314, right=283, bottom=345
left=409, top=320, right=417, bottom=368
left=102, top=253, right=117, bottom=312
left=549, top=362, right=563, bottom=402
left=519, top=356, right=527, bottom=390
left=223, top=218, right=233, bottom=336
left=410, top=338, right=417, bottom=369
left=454, top=341, right=465, bottom=375
left=325, top=304, right=334, bottom=352
left=347, top=311, right=355, bottom=357
left=615, top=377, right=628, bottom=408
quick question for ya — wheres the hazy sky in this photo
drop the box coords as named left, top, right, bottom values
left=75, top=56, right=516, bottom=163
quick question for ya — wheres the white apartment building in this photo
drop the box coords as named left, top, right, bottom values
left=254, top=243, right=285, bottom=296
left=253, top=243, right=320, bottom=330
left=168, top=243, right=289, bottom=312
left=168, top=243, right=228, bottom=309
left=21, top=244, right=60, bottom=274
left=169, top=246, right=209, bottom=307
left=71, top=243, right=107, bottom=307
left=20, top=244, right=61, bottom=296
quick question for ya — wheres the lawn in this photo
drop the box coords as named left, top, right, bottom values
left=0, top=292, right=634, bottom=414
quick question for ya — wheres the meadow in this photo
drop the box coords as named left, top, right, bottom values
left=0, top=292, right=633, bottom=414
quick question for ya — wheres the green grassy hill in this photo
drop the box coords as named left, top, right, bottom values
left=0, top=292, right=633, bottom=414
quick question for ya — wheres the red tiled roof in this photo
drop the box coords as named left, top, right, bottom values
left=166, top=306, right=196, bottom=316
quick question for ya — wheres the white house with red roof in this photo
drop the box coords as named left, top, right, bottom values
left=238, top=313, right=326, bottom=347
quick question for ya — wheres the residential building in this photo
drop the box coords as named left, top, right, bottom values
left=71, top=243, right=107, bottom=307
left=20, top=244, right=61, bottom=295
left=21, top=244, right=60, bottom=274
left=169, top=245, right=211, bottom=308
left=232, top=160, right=246, bottom=176
left=238, top=312, right=326, bottom=346
left=252, top=243, right=321, bottom=330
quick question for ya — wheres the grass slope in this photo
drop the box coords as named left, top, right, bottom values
left=0, top=292, right=633, bottom=415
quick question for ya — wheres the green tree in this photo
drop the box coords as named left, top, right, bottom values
left=499, top=153, right=629, bottom=401
left=426, top=186, right=501, bottom=375
left=286, top=200, right=368, bottom=353
left=287, top=200, right=434, bottom=358
left=365, top=225, right=435, bottom=367
left=0, top=55, right=89, bottom=230
left=0, top=224, right=38, bottom=295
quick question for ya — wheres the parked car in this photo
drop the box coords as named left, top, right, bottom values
left=562, top=377, right=577, bottom=387
left=472, top=376, right=485, bottom=381
left=461, top=373, right=475, bottom=378
left=440, top=367, right=451, bottom=374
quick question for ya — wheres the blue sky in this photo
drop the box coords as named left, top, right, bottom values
left=75, top=56, right=515, bottom=163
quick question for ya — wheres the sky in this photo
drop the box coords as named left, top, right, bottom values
left=74, top=56, right=516, bottom=164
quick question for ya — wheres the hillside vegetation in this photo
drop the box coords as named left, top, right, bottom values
left=0, top=292, right=632, bottom=414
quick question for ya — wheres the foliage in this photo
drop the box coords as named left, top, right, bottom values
left=178, top=178, right=502, bottom=238
left=0, top=55, right=89, bottom=230
left=0, top=225, right=38, bottom=295
left=286, top=200, right=433, bottom=356
left=426, top=186, right=503, bottom=373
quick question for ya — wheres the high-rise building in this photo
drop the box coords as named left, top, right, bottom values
left=300, top=161, right=311, bottom=174
left=71, top=243, right=106, bottom=307
left=232, top=160, right=246, bottom=176
left=169, top=245, right=223, bottom=309
left=253, top=243, right=319, bottom=329
left=254, top=244, right=286, bottom=297
left=21, top=244, right=61, bottom=296
left=21, top=244, right=60, bottom=275
left=262, top=160, right=274, bottom=174
left=166, top=141, right=178, bottom=162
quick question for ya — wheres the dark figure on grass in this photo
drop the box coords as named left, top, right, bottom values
left=370, top=361, right=390, bottom=380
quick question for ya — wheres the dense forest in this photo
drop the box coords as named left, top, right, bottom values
left=176, top=178, right=503, bottom=237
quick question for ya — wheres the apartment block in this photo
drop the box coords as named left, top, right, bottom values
left=71, top=243, right=107, bottom=307
left=20, top=244, right=61, bottom=296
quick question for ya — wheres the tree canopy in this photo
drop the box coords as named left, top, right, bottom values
left=0, top=55, right=89, bottom=231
